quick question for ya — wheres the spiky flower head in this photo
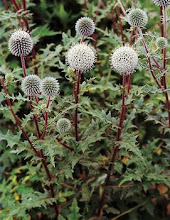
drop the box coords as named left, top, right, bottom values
left=152, top=0, right=170, bottom=6
left=56, top=118, right=71, bottom=133
left=66, top=43, right=96, bottom=72
left=156, top=37, right=168, bottom=49
left=110, top=46, right=138, bottom=75
left=128, top=8, right=148, bottom=28
left=75, top=17, right=95, bottom=36
left=40, top=77, right=60, bottom=96
left=8, top=30, right=33, bottom=57
left=21, top=75, right=41, bottom=96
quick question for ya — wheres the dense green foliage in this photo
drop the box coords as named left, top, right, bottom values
left=0, top=0, right=170, bottom=219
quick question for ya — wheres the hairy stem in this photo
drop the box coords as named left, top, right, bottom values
left=97, top=74, right=127, bottom=216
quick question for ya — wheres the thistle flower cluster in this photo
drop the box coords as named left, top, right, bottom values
left=21, top=75, right=41, bottom=96
left=22, top=75, right=60, bottom=97
left=8, top=30, right=33, bottom=57
left=156, top=37, right=168, bottom=49
left=110, top=46, right=138, bottom=75
left=75, top=17, right=95, bottom=36
left=40, top=77, right=60, bottom=96
left=152, top=0, right=170, bottom=6
left=66, top=43, right=96, bottom=72
left=128, top=8, right=148, bottom=28
left=56, top=118, right=71, bottom=133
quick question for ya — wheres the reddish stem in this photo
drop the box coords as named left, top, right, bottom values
left=160, top=6, right=170, bottom=127
left=97, top=75, right=127, bottom=216
left=3, top=0, right=8, bottom=10
left=22, top=0, right=26, bottom=10
left=41, top=96, right=50, bottom=139
left=127, top=73, right=132, bottom=94
left=74, top=71, right=81, bottom=142
left=0, top=79, right=40, bottom=157
left=20, top=56, right=27, bottom=77
left=56, top=138, right=74, bottom=152
left=40, top=151, right=59, bottom=217
left=116, top=5, right=125, bottom=45
left=137, top=29, right=162, bottom=89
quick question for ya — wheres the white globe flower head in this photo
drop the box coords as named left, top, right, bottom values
left=128, top=8, right=148, bottom=28
left=75, top=17, right=95, bottom=36
left=57, top=118, right=71, bottom=133
left=66, top=43, right=97, bottom=72
left=22, top=75, right=41, bottom=96
left=110, top=46, right=138, bottom=75
left=152, top=0, right=170, bottom=6
left=40, top=77, right=60, bottom=96
left=156, top=37, right=168, bottom=49
left=8, top=30, right=33, bottom=57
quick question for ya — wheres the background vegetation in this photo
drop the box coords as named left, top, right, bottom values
left=0, top=0, right=169, bottom=219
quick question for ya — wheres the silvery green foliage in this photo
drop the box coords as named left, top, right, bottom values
left=110, top=46, right=138, bottom=74
left=75, top=17, right=95, bottom=36
left=21, top=75, right=41, bottom=96
left=8, top=30, right=33, bottom=56
left=66, top=43, right=96, bottom=72
left=152, top=0, right=170, bottom=6
left=128, top=8, right=148, bottom=28
left=156, top=37, right=168, bottom=49
left=40, top=77, right=60, bottom=96
left=56, top=118, right=71, bottom=133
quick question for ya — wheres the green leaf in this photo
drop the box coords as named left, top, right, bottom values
left=67, top=199, right=81, bottom=220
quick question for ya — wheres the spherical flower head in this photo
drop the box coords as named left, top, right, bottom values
left=75, top=17, right=95, bottom=36
left=152, top=0, right=170, bottom=6
left=8, top=30, right=33, bottom=57
left=156, top=37, right=168, bottom=49
left=21, top=75, right=41, bottom=96
left=110, top=46, right=138, bottom=75
left=56, top=118, right=71, bottom=133
left=40, top=77, right=60, bottom=96
left=128, top=8, right=148, bottom=28
left=66, top=43, right=96, bottom=72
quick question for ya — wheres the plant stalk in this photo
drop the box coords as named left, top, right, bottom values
left=97, top=74, right=127, bottom=216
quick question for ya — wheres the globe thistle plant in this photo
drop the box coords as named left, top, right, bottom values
left=152, top=0, right=170, bottom=6
left=75, top=17, right=95, bottom=36
left=21, top=75, right=41, bottom=96
left=128, top=8, right=148, bottom=28
left=110, top=46, right=138, bottom=75
left=8, top=30, right=33, bottom=57
left=40, top=77, right=60, bottom=96
left=57, top=118, right=71, bottom=133
left=156, top=37, right=168, bottom=49
left=66, top=43, right=96, bottom=72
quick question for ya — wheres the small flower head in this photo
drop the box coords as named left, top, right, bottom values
left=56, top=118, right=71, bottom=133
left=110, top=46, right=138, bottom=75
left=128, top=8, right=148, bottom=28
left=66, top=43, right=96, bottom=72
left=8, top=30, right=33, bottom=57
left=40, top=77, right=60, bottom=96
left=75, top=17, right=95, bottom=36
left=21, top=75, right=41, bottom=96
left=156, top=37, right=168, bottom=49
left=152, top=0, right=170, bottom=6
